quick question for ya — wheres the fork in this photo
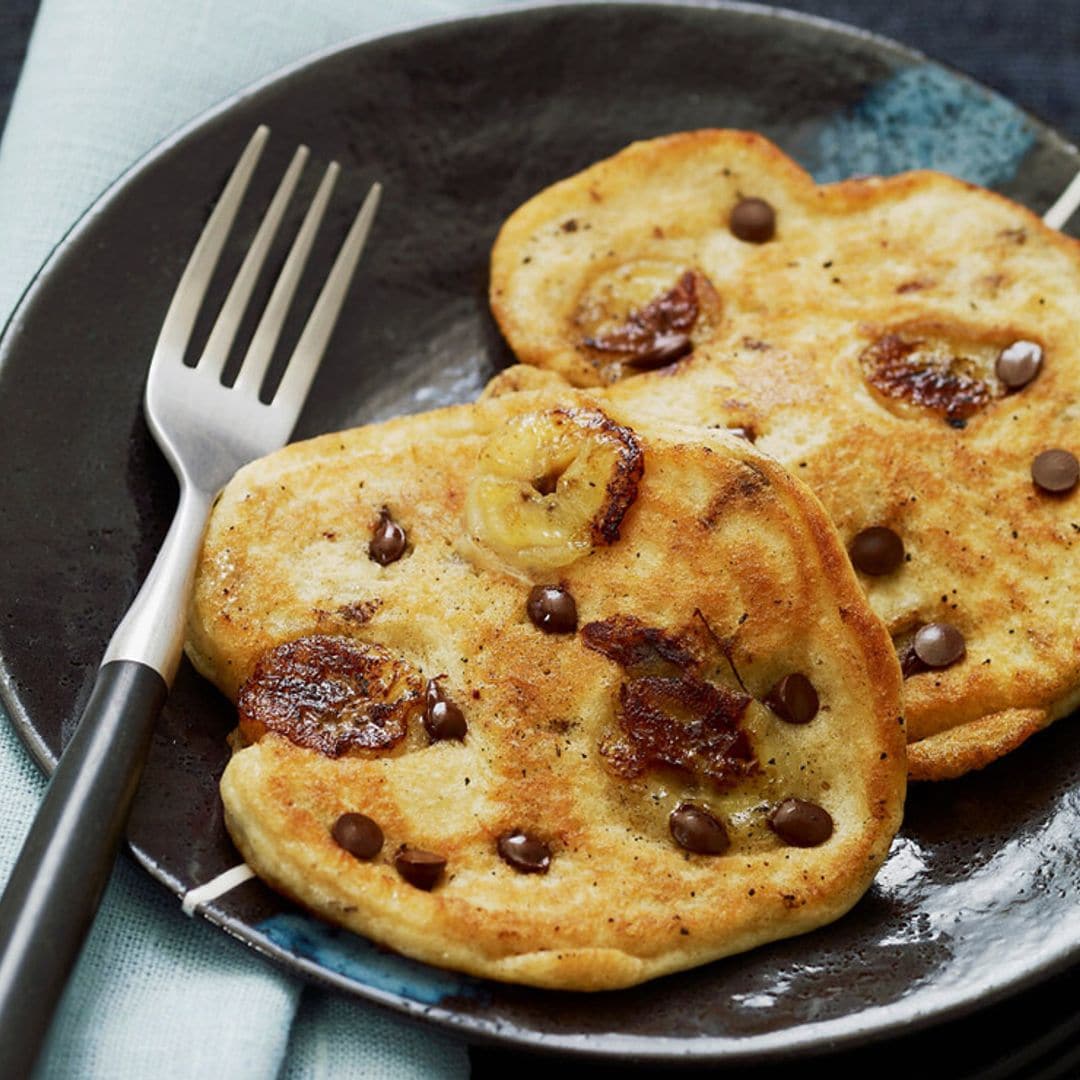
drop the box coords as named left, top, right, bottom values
left=0, top=126, right=381, bottom=1074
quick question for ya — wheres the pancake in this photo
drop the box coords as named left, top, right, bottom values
left=489, top=130, right=1080, bottom=780
left=186, top=387, right=904, bottom=990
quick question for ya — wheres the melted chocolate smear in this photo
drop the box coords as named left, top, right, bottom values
left=583, top=271, right=702, bottom=368
left=603, top=674, right=755, bottom=789
left=237, top=635, right=422, bottom=757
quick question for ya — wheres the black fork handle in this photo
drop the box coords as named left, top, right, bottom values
left=0, top=660, right=167, bottom=1077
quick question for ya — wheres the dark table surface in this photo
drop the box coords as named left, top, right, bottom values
left=1, top=2, right=1078, bottom=1077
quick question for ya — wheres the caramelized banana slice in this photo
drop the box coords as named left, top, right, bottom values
left=238, top=635, right=424, bottom=757
left=576, top=266, right=721, bottom=381
left=857, top=320, right=1029, bottom=425
left=464, top=407, right=644, bottom=573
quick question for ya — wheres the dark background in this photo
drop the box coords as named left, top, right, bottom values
left=1, top=2, right=1078, bottom=144
left=1, top=1, right=1077, bottom=1077
left=0, top=2, right=34, bottom=134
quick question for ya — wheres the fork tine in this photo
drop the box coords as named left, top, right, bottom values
left=152, top=126, right=269, bottom=364
left=198, top=144, right=309, bottom=380
left=232, top=161, right=340, bottom=396
left=272, top=180, right=383, bottom=415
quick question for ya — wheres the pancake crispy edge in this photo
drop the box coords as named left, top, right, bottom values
left=188, top=386, right=905, bottom=990
left=489, top=129, right=1080, bottom=780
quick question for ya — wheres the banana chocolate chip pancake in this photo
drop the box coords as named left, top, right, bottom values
left=187, top=387, right=904, bottom=990
left=490, top=130, right=1080, bottom=780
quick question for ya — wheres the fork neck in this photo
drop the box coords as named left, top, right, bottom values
left=101, top=482, right=213, bottom=684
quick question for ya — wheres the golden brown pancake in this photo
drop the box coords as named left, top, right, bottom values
left=489, top=129, right=1080, bottom=780
left=187, top=387, right=904, bottom=990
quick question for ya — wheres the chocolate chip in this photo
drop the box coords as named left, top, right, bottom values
left=394, top=846, right=446, bottom=890
left=729, top=197, right=775, bottom=243
left=727, top=426, right=757, bottom=443
left=497, top=831, right=552, bottom=874
left=849, top=526, right=904, bottom=575
left=331, top=812, right=384, bottom=860
left=1031, top=449, right=1079, bottom=494
left=369, top=508, right=407, bottom=565
left=913, top=622, right=966, bottom=668
left=764, top=673, right=819, bottom=724
left=423, top=680, right=467, bottom=741
left=526, top=585, right=578, bottom=633
left=669, top=803, right=730, bottom=855
left=768, top=799, right=833, bottom=847
left=995, top=340, right=1042, bottom=389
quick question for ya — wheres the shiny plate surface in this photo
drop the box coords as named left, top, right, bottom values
left=0, top=2, right=1078, bottom=1063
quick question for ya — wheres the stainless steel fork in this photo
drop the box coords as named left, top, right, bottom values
left=0, top=126, right=381, bottom=1074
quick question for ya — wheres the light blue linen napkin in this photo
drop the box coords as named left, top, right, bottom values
left=0, top=1, right=518, bottom=1076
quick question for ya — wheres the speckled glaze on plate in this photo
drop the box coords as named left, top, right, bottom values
left=1, top=1, right=1079, bottom=1065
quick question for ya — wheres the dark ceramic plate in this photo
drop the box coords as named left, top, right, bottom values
left=2, top=1, right=1079, bottom=1065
